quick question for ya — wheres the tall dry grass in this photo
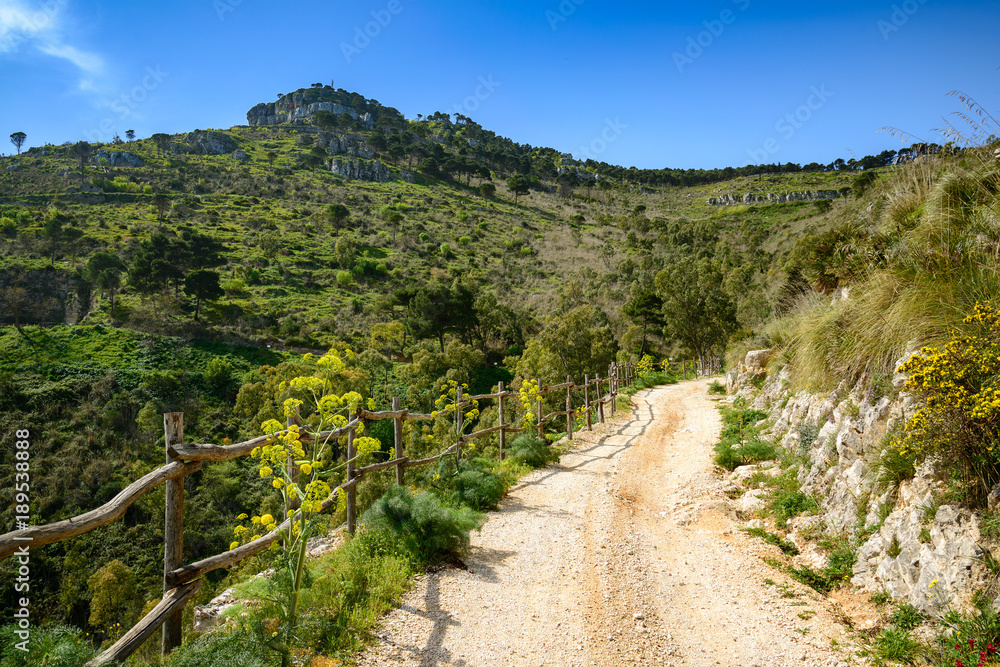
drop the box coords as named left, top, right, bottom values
left=757, top=147, right=1000, bottom=390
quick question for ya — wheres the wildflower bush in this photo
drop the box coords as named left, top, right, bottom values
left=518, top=378, right=541, bottom=429
left=233, top=348, right=383, bottom=667
left=896, top=302, right=1000, bottom=504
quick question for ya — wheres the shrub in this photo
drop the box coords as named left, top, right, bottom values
left=713, top=406, right=777, bottom=470
left=872, top=627, right=921, bottom=665
left=895, top=302, right=1000, bottom=505
left=769, top=489, right=818, bottom=528
left=872, top=438, right=918, bottom=495
left=0, top=624, right=96, bottom=667
left=336, top=270, right=352, bottom=287
left=432, top=458, right=506, bottom=511
left=508, top=434, right=557, bottom=468
left=360, top=485, right=485, bottom=565
left=707, top=379, right=726, bottom=395
left=161, top=629, right=271, bottom=667
left=891, top=603, right=924, bottom=632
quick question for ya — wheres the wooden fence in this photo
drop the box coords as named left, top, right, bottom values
left=0, top=357, right=719, bottom=666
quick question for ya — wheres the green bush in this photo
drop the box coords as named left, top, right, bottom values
left=162, top=629, right=272, bottom=667
left=508, top=434, right=557, bottom=469
left=770, top=489, right=819, bottom=527
left=360, top=485, right=484, bottom=565
left=0, top=624, right=95, bottom=667
left=448, top=467, right=505, bottom=511
left=872, top=627, right=922, bottom=665
left=891, top=603, right=924, bottom=632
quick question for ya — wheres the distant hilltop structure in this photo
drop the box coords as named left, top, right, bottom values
left=246, top=87, right=377, bottom=129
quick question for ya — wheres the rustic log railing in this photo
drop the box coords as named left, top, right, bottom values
left=0, top=357, right=720, bottom=666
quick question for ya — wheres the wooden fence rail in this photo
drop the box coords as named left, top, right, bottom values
left=0, top=357, right=720, bottom=666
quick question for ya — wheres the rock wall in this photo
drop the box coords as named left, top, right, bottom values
left=330, top=157, right=392, bottom=182
left=730, top=352, right=989, bottom=614
left=708, top=190, right=843, bottom=206
left=247, top=90, right=373, bottom=129
left=0, top=269, right=91, bottom=325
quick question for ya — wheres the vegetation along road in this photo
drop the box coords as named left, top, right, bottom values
left=357, top=379, right=856, bottom=666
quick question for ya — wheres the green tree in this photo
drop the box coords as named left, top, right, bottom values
left=9, top=131, right=26, bottom=155
left=655, top=256, right=737, bottom=362
left=515, top=305, right=618, bottom=383
left=622, top=289, right=665, bottom=358
left=402, top=282, right=476, bottom=353
left=73, top=140, right=92, bottom=179
left=334, top=232, right=355, bottom=269
left=327, top=203, right=350, bottom=231
left=179, top=229, right=227, bottom=269
left=151, top=133, right=170, bottom=155
left=86, top=252, right=127, bottom=314
left=63, top=226, right=85, bottom=263
left=480, top=182, right=496, bottom=199
left=41, top=215, right=64, bottom=265
left=184, top=269, right=224, bottom=321
left=506, top=174, right=530, bottom=204
left=125, top=129, right=135, bottom=144
left=152, top=192, right=170, bottom=219
left=87, top=560, right=139, bottom=635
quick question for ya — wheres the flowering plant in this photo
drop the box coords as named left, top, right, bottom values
left=897, top=302, right=1000, bottom=503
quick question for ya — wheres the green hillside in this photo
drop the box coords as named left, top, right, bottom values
left=0, top=83, right=925, bottom=663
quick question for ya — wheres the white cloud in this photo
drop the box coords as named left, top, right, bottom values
left=38, top=41, right=103, bottom=74
left=0, top=0, right=106, bottom=89
left=0, top=0, right=58, bottom=51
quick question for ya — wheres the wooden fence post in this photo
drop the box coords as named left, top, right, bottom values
left=162, top=413, right=184, bottom=657
left=584, top=374, right=592, bottom=431
left=498, top=381, right=507, bottom=460
left=595, top=372, right=604, bottom=424
left=566, top=375, right=573, bottom=440
left=346, top=409, right=357, bottom=535
left=536, top=378, right=544, bottom=440
left=609, top=364, right=616, bottom=417
left=392, top=396, right=404, bottom=485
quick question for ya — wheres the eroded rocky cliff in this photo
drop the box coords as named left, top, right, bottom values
left=727, top=351, right=989, bottom=613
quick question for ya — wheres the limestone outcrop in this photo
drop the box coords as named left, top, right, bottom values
left=731, top=350, right=990, bottom=613
left=330, top=157, right=392, bottom=182
left=708, top=190, right=843, bottom=206
left=247, top=90, right=373, bottom=129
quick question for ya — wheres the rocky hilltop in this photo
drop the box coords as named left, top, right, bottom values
left=247, top=88, right=374, bottom=129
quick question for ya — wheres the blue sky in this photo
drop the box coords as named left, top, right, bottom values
left=0, top=0, right=997, bottom=169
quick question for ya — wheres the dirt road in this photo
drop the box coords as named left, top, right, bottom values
left=356, top=380, right=856, bottom=666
